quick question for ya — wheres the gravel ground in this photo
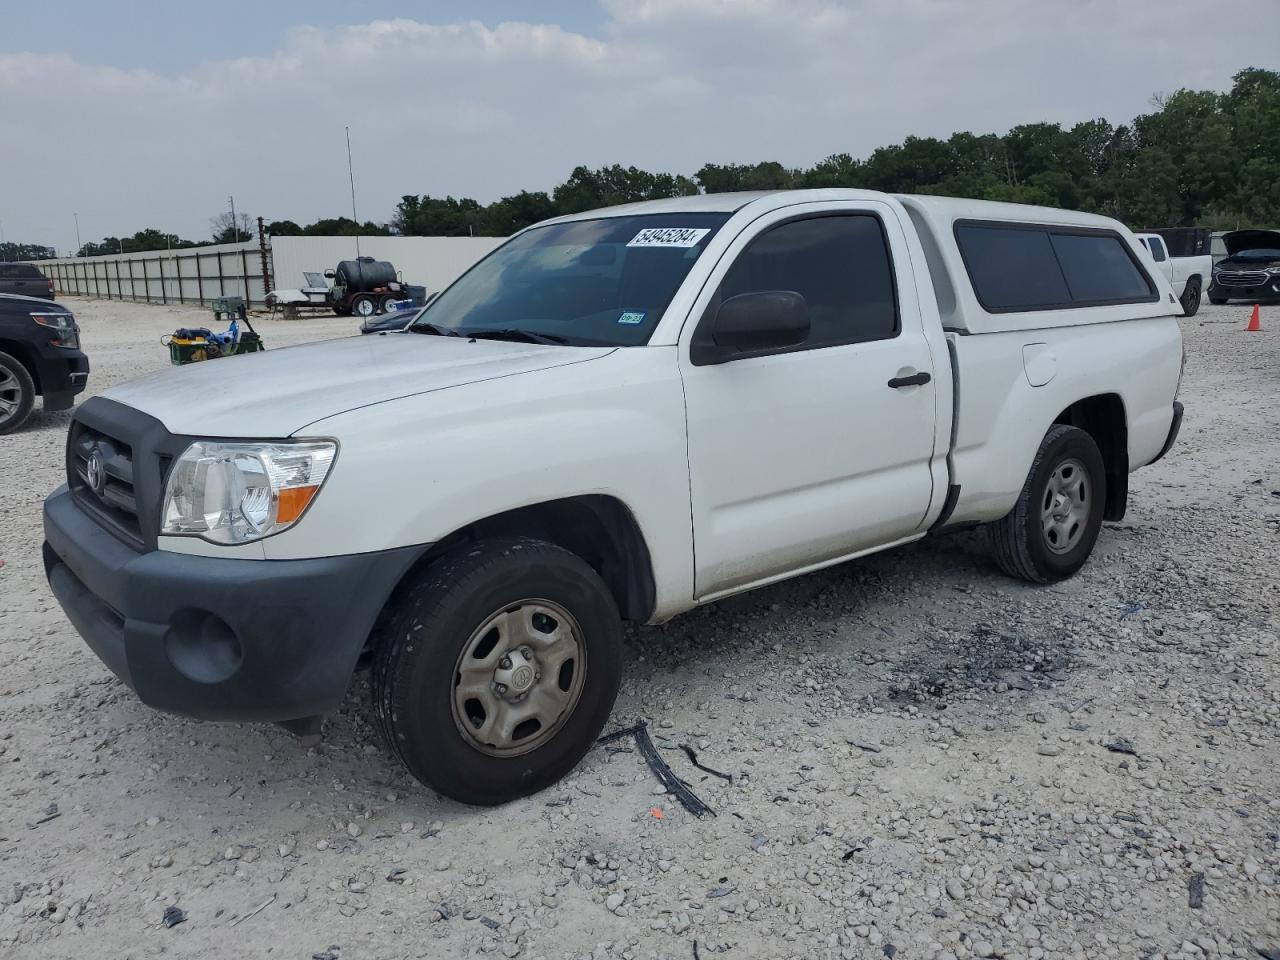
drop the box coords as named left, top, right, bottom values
left=1, top=297, right=1277, bottom=960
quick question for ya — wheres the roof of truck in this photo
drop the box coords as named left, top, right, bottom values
left=546, top=189, right=1129, bottom=231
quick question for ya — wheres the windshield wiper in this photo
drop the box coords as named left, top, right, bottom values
left=408, top=322, right=461, bottom=337
left=462, top=328, right=569, bottom=346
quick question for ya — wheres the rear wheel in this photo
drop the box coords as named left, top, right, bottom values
left=378, top=294, right=399, bottom=314
left=988, top=424, right=1105, bottom=583
left=351, top=295, right=377, bottom=319
left=372, top=537, right=622, bottom=805
left=0, top=351, right=36, bottom=435
left=1180, top=278, right=1201, bottom=316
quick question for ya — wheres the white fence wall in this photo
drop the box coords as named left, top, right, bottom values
left=35, top=235, right=504, bottom=309
left=41, top=240, right=267, bottom=306
left=269, top=236, right=504, bottom=295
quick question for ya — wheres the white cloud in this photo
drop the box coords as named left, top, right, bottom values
left=1, top=0, right=1273, bottom=250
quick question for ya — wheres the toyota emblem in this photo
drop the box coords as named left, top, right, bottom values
left=86, top=451, right=105, bottom=495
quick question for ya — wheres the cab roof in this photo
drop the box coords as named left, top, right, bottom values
left=545, top=189, right=1131, bottom=233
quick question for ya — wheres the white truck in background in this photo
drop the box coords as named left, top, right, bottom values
left=1136, top=232, right=1211, bottom=316
left=44, top=190, right=1185, bottom=805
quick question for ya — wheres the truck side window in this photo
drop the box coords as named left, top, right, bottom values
left=716, top=214, right=899, bottom=350
left=1146, top=237, right=1167, bottom=262
left=956, top=221, right=1156, bottom=312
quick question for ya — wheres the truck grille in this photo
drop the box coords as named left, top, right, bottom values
left=1215, top=270, right=1268, bottom=287
left=68, top=421, right=143, bottom=546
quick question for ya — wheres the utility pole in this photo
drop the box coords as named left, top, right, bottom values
left=346, top=126, right=361, bottom=259
left=73, top=212, right=82, bottom=256
left=228, top=195, right=239, bottom=243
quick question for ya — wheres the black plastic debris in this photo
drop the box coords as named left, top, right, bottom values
left=479, top=916, right=500, bottom=930
left=679, top=744, right=733, bottom=783
left=162, top=905, right=186, bottom=928
left=386, top=868, right=406, bottom=884
left=598, top=721, right=715, bottom=818
left=884, top=945, right=898, bottom=959
left=1105, top=738, right=1138, bottom=756
left=1188, top=872, right=1206, bottom=909
left=312, top=951, right=340, bottom=960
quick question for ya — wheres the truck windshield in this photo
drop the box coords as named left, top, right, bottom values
left=409, top=213, right=730, bottom=346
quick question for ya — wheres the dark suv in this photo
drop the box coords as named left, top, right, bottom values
left=0, top=262, right=56, bottom=300
left=1208, top=229, right=1280, bottom=304
left=0, top=293, right=89, bottom=434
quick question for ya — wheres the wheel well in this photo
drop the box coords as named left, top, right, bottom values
left=0, top=339, right=40, bottom=392
left=393, top=496, right=656, bottom=623
left=1054, top=394, right=1127, bottom=521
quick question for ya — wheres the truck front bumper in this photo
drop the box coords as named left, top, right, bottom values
left=43, top=485, right=423, bottom=723
left=33, top=343, right=89, bottom=411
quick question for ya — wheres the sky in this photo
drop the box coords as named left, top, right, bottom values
left=2, top=0, right=1275, bottom=253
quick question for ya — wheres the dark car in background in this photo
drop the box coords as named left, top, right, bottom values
left=1208, top=229, right=1280, bottom=304
left=0, top=262, right=56, bottom=300
left=0, top=293, right=89, bottom=434
left=359, top=304, right=423, bottom=334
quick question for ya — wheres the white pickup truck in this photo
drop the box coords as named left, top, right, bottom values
left=1135, top=232, right=1211, bottom=316
left=43, top=190, right=1185, bottom=804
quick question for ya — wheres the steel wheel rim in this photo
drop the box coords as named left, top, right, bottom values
left=0, top=368, right=21, bottom=418
left=1040, top=456, right=1090, bottom=555
left=355, top=298, right=375, bottom=317
left=451, top=599, right=587, bottom=757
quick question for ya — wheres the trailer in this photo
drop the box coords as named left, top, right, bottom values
left=267, top=258, right=426, bottom=320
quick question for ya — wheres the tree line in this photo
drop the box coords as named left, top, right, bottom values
left=9, top=66, right=1275, bottom=260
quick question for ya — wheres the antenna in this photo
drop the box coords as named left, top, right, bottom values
left=346, top=125, right=361, bottom=259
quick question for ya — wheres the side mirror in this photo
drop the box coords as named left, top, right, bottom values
left=692, top=290, right=810, bottom=365
left=323, top=269, right=335, bottom=279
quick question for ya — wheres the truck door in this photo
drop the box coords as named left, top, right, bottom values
left=678, top=201, right=939, bottom=600
left=1145, top=236, right=1175, bottom=286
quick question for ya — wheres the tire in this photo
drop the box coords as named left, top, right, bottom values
left=378, top=294, right=398, bottom=314
left=988, top=424, right=1106, bottom=584
left=1180, top=278, right=1201, bottom=317
left=0, top=351, right=36, bottom=435
left=372, top=537, right=622, bottom=806
left=351, top=295, right=377, bottom=319
left=332, top=304, right=352, bottom=317
left=1208, top=293, right=1228, bottom=306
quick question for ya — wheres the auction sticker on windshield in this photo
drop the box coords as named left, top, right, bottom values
left=627, top=227, right=711, bottom=248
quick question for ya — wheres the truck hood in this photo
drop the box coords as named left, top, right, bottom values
left=1222, top=229, right=1280, bottom=256
left=103, top=333, right=614, bottom=436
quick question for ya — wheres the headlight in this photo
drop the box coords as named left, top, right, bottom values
left=161, top=440, right=336, bottom=544
left=31, top=311, right=78, bottom=349
left=1266, top=266, right=1280, bottom=275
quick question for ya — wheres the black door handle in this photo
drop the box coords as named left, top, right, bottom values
left=887, top=371, right=931, bottom=389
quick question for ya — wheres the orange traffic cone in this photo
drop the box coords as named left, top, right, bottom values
left=1246, top=304, right=1262, bottom=332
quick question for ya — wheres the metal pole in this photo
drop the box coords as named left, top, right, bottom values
left=346, top=125, right=361, bottom=259
left=73, top=213, right=82, bottom=255
left=229, top=195, right=239, bottom=243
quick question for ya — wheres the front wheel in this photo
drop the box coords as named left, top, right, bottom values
left=988, top=424, right=1106, bottom=583
left=1180, top=278, right=1201, bottom=317
left=372, top=537, right=622, bottom=806
left=0, top=351, right=36, bottom=435
left=1208, top=292, right=1228, bottom=305
left=351, top=294, right=377, bottom=319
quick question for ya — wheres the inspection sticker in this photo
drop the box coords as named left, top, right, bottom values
left=617, top=311, right=646, bottom=325
left=626, top=227, right=710, bottom=248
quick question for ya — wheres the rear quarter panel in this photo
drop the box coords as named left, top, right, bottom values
left=948, top=316, right=1182, bottom=525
